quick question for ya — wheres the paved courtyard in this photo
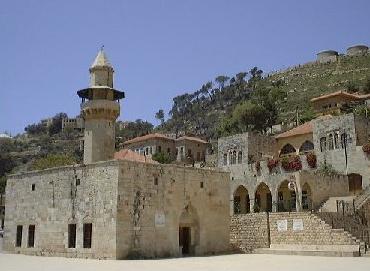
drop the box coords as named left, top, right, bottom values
left=1, top=244, right=370, bottom=271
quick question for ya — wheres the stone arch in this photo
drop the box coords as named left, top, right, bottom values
left=254, top=182, right=272, bottom=212
left=178, top=204, right=200, bottom=256
left=299, top=140, right=314, bottom=154
left=280, top=143, right=296, bottom=157
left=233, top=185, right=250, bottom=214
left=301, top=182, right=312, bottom=210
left=276, top=180, right=296, bottom=212
left=348, top=173, right=363, bottom=195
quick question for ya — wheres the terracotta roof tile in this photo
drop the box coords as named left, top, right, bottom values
left=310, top=90, right=368, bottom=102
left=175, top=136, right=208, bottom=144
left=275, top=122, right=313, bottom=139
left=123, top=133, right=172, bottom=145
left=114, top=149, right=158, bottom=164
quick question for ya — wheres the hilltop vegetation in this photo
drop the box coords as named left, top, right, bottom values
left=158, top=54, right=370, bottom=138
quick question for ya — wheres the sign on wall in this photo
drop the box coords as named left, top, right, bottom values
left=293, top=219, right=304, bottom=231
left=155, top=211, right=165, bottom=227
left=277, top=219, right=288, bottom=231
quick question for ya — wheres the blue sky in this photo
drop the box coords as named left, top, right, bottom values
left=1, top=0, right=370, bottom=135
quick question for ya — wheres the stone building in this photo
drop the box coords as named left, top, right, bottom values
left=310, top=90, right=370, bottom=116
left=3, top=50, right=230, bottom=259
left=316, top=50, right=338, bottom=63
left=123, top=134, right=208, bottom=163
left=217, top=90, right=370, bottom=216
left=61, top=117, right=84, bottom=132
left=347, top=44, right=369, bottom=56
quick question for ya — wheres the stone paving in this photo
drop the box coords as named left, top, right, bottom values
left=1, top=238, right=369, bottom=271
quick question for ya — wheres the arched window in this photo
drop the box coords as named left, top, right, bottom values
left=320, top=137, right=326, bottom=152
left=334, top=132, right=340, bottom=149
left=238, top=151, right=242, bottom=164
left=223, top=153, right=227, bottom=165
left=328, top=134, right=334, bottom=150
left=232, top=150, right=237, bottom=164
left=299, top=140, right=314, bottom=153
left=280, top=144, right=296, bottom=156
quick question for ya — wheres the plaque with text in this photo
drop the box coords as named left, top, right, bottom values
left=277, top=219, right=288, bottom=231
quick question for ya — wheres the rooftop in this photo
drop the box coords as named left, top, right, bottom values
left=114, top=149, right=158, bottom=164
left=91, top=49, right=112, bottom=68
left=310, top=90, right=370, bottom=102
left=275, top=121, right=313, bottom=139
left=123, top=133, right=173, bottom=145
left=123, top=133, right=208, bottom=145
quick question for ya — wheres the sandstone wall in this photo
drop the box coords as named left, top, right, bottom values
left=115, top=160, right=230, bottom=259
left=4, top=162, right=119, bottom=259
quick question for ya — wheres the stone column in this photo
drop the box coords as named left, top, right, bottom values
left=249, top=198, right=255, bottom=213
left=271, top=191, right=277, bottom=213
left=295, top=174, right=303, bottom=212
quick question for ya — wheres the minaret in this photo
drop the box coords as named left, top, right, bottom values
left=77, top=49, right=125, bottom=164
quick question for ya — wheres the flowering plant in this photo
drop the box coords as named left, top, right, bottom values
left=281, top=155, right=302, bottom=172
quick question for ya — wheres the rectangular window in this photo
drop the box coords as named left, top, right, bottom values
left=28, top=225, right=35, bottom=248
left=31, top=184, right=35, bottom=191
left=68, top=224, right=77, bottom=248
left=83, top=223, right=92, bottom=248
left=16, top=225, right=22, bottom=247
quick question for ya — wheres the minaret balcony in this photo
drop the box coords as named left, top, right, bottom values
left=81, top=100, right=120, bottom=120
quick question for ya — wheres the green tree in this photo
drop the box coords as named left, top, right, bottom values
left=152, top=152, right=172, bottom=164
left=215, top=75, right=230, bottom=90
left=155, top=109, right=165, bottom=125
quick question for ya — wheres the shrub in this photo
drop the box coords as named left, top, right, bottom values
left=152, top=152, right=172, bottom=164
left=281, top=155, right=302, bottom=172
left=30, top=154, right=76, bottom=170
left=306, top=152, right=317, bottom=168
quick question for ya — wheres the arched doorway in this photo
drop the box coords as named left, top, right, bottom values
left=233, top=186, right=250, bottom=214
left=302, top=183, right=312, bottom=210
left=277, top=180, right=296, bottom=212
left=348, top=173, right=363, bottom=195
left=254, top=183, right=272, bottom=212
left=178, top=204, right=199, bottom=256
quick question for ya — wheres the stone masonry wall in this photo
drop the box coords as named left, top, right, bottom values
left=230, top=213, right=269, bottom=253
left=115, top=160, right=230, bottom=259
left=4, top=162, right=119, bottom=259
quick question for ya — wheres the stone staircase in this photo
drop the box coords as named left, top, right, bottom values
left=254, top=212, right=364, bottom=257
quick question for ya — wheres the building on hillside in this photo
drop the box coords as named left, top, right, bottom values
left=40, top=118, right=53, bottom=128
left=216, top=90, right=370, bottom=215
left=310, top=90, right=370, bottom=116
left=61, top=117, right=84, bottom=132
left=123, top=134, right=209, bottom=163
left=3, top=50, right=230, bottom=259
left=347, top=44, right=369, bottom=56
left=316, top=50, right=338, bottom=63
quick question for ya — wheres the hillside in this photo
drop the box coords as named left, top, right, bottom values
left=159, top=54, right=370, bottom=138
left=266, top=54, right=370, bottom=122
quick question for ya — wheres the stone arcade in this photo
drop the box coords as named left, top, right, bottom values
left=3, top=51, right=230, bottom=259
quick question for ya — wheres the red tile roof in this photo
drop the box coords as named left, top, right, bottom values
left=175, top=136, right=208, bottom=144
left=114, top=149, right=158, bottom=164
left=275, top=122, right=313, bottom=139
left=123, top=133, right=172, bottom=145
left=310, top=90, right=370, bottom=102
